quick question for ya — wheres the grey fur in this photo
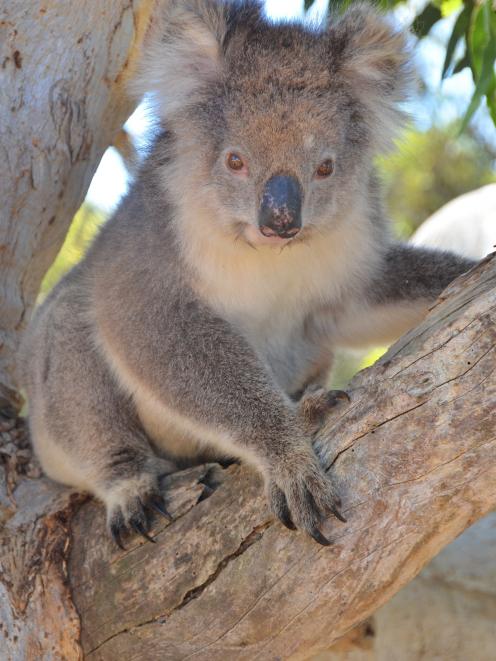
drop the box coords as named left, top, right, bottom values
left=368, top=243, right=474, bottom=304
left=18, top=1, right=474, bottom=545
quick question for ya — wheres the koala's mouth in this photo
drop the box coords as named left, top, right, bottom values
left=260, top=225, right=301, bottom=240
left=241, top=223, right=298, bottom=248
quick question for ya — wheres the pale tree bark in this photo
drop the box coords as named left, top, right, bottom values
left=0, top=254, right=494, bottom=660
left=0, top=0, right=159, bottom=409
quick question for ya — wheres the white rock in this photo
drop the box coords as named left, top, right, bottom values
left=411, top=184, right=496, bottom=260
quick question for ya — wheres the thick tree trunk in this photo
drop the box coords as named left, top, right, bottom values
left=0, top=0, right=158, bottom=409
left=1, top=255, right=495, bottom=660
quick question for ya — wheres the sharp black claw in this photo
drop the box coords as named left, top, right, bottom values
left=110, top=525, right=126, bottom=550
left=148, top=495, right=173, bottom=521
left=198, top=484, right=214, bottom=502
left=310, top=528, right=332, bottom=546
left=331, top=506, right=347, bottom=523
left=279, top=512, right=297, bottom=531
left=131, top=520, right=156, bottom=544
left=271, top=485, right=296, bottom=531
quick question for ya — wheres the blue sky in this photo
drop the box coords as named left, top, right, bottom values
left=86, top=0, right=484, bottom=213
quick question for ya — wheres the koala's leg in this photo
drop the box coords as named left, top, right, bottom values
left=335, top=243, right=476, bottom=347
left=24, top=293, right=176, bottom=548
left=95, top=290, right=345, bottom=544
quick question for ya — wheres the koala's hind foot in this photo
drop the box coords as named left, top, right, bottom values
left=298, top=385, right=350, bottom=435
left=104, top=460, right=175, bottom=549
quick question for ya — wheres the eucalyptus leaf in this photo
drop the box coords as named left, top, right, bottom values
left=487, top=92, right=496, bottom=125
left=461, top=0, right=496, bottom=130
left=442, top=3, right=472, bottom=78
left=461, top=45, right=496, bottom=129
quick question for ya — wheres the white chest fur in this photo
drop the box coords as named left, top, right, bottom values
left=183, top=211, right=379, bottom=354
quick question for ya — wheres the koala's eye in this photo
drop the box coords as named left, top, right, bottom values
left=226, top=153, right=245, bottom=172
left=315, top=159, right=334, bottom=179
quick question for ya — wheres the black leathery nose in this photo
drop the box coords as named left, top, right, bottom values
left=259, top=175, right=302, bottom=238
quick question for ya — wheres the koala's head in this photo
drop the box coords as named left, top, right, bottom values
left=135, top=0, right=410, bottom=248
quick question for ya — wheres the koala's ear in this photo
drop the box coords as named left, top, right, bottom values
left=329, top=4, right=411, bottom=139
left=132, top=0, right=234, bottom=118
left=331, top=4, right=410, bottom=94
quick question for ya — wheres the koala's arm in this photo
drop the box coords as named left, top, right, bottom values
left=95, top=286, right=343, bottom=542
left=370, top=243, right=476, bottom=303
left=335, top=243, right=476, bottom=347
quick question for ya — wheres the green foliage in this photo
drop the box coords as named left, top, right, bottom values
left=377, top=123, right=496, bottom=238
left=461, top=0, right=496, bottom=128
left=40, top=203, right=106, bottom=298
left=306, top=0, right=496, bottom=130
left=442, top=0, right=472, bottom=78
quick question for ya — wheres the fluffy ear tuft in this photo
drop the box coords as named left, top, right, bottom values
left=329, top=4, right=412, bottom=145
left=131, top=0, right=232, bottom=118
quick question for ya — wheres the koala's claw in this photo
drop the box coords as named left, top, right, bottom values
left=270, top=483, right=297, bottom=531
left=309, top=528, right=332, bottom=547
left=330, top=504, right=347, bottom=523
left=131, top=518, right=156, bottom=544
left=148, top=494, right=173, bottom=521
left=106, top=480, right=174, bottom=549
left=110, top=514, right=126, bottom=550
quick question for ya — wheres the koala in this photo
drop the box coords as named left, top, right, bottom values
left=18, top=0, right=474, bottom=548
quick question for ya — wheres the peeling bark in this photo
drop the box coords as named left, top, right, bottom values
left=1, top=256, right=495, bottom=660
left=0, top=0, right=159, bottom=408
left=0, top=480, right=86, bottom=660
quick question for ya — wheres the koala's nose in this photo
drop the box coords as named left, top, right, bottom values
left=258, top=175, right=302, bottom=239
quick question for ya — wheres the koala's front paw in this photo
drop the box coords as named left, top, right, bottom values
left=267, top=444, right=346, bottom=546
left=104, top=472, right=173, bottom=549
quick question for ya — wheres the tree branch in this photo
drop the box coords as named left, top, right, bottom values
left=1, top=255, right=495, bottom=660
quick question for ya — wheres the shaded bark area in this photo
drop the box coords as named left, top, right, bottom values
left=0, top=0, right=158, bottom=408
left=1, top=255, right=494, bottom=660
